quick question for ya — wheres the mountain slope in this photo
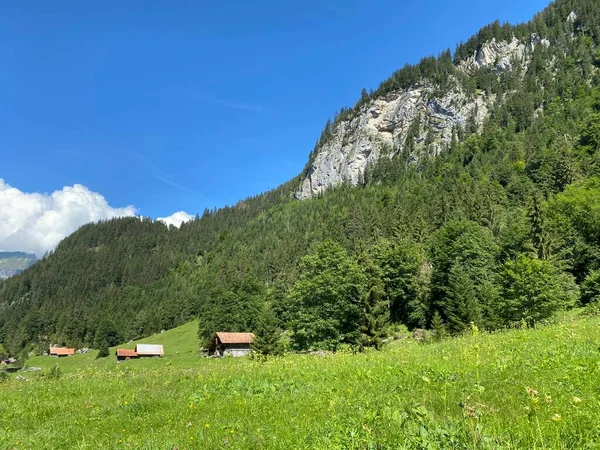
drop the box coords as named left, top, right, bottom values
left=296, top=4, right=592, bottom=198
left=0, top=252, right=36, bottom=280
left=1, top=0, right=600, bottom=356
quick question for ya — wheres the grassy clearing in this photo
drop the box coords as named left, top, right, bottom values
left=1, top=314, right=599, bottom=449
left=22, top=320, right=200, bottom=373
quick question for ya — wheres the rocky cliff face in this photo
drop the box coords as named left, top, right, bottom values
left=296, top=34, right=551, bottom=200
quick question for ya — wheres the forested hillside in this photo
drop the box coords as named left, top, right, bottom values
left=2, top=0, right=600, bottom=357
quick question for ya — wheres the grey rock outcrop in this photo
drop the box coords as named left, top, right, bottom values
left=296, top=33, right=550, bottom=200
left=296, top=80, right=491, bottom=199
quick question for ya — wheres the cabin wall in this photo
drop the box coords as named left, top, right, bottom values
left=223, top=343, right=252, bottom=357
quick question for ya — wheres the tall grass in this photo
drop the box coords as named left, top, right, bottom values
left=1, top=314, right=599, bottom=449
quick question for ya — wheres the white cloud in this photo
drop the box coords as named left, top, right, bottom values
left=157, top=211, right=194, bottom=228
left=0, top=179, right=136, bottom=257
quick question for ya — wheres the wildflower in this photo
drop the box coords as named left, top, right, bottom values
left=525, top=387, right=539, bottom=400
left=205, top=423, right=210, bottom=428
left=526, top=387, right=537, bottom=396
left=463, top=404, right=478, bottom=418
left=551, top=414, right=562, bottom=422
left=572, top=396, right=582, bottom=404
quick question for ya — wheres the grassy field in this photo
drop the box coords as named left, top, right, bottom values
left=1, top=313, right=599, bottom=449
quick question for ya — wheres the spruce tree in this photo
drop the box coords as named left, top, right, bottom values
left=96, top=342, right=110, bottom=359
left=445, top=264, right=481, bottom=334
left=252, top=304, right=283, bottom=358
left=528, top=194, right=550, bottom=260
left=430, top=311, right=446, bottom=341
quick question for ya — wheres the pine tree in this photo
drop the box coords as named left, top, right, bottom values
left=252, top=304, right=283, bottom=358
left=430, top=310, right=446, bottom=341
left=445, top=264, right=481, bottom=333
left=96, top=342, right=110, bottom=359
left=528, top=194, right=550, bottom=260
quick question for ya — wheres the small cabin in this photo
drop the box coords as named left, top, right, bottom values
left=116, top=349, right=139, bottom=361
left=49, top=347, right=75, bottom=357
left=210, top=332, right=255, bottom=357
left=134, top=344, right=164, bottom=357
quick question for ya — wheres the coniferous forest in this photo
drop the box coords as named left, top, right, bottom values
left=2, top=0, right=600, bottom=357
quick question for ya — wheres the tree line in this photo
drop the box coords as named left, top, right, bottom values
left=1, top=0, right=600, bottom=357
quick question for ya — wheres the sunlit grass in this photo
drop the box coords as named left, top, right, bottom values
left=1, top=314, right=599, bottom=449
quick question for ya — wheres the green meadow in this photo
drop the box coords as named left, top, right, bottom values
left=1, top=313, right=599, bottom=450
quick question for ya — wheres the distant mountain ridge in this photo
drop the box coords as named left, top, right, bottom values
left=0, top=252, right=37, bottom=279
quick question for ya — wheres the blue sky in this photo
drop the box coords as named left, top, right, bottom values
left=0, top=0, right=550, bottom=220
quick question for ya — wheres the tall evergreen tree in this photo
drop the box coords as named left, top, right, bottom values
left=252, top=304, right=284, bottom=358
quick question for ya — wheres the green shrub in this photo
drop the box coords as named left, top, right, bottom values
left=581, top=270, right=600, bottom=304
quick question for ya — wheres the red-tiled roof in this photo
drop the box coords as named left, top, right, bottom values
left=116, top=349, right=138, bottom=357
left=216, top=332, right=255, bottom=344
left=49, top=347, right=75, bottom=356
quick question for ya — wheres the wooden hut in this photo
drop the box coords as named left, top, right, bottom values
left=116, top=349, right=139, bottom=361
left=134, top=344, right=164, bottom=357
left=210, top=332, right=255, bottom=357
left=49, top=347, right=75, bottom=357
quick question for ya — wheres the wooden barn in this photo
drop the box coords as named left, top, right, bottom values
left=134, top=344, right=164, bottom=357
left=116, top=349, right=139, bottom=361
left=49, top=347, right=75, bottom=357
left=210, top=332, right=255, bottom=357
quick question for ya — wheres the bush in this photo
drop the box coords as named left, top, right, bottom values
left=499, top=255, right=578, bottom=327
left=581, top=270, right=600, bottom=304
left=45, top=365, right=61, bottom=381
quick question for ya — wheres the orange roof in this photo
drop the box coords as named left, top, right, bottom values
left=216, top=332, right=255, bottom=344
left=49, top=347, right=75, bottom=356
left=116, top=349, right=138, bottom=357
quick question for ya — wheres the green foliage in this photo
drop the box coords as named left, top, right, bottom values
left=499, top=255, right=578, bottom=327
left=430, top=310, right=446, bottom=341
left=581, top=270, right=600, bottom=304
left=96, top=343, right=110, bottom=359
left=252, top=304, right=284, bottom=358
left=45, top=365, right=62, bottom=381
left=197, top=275, right=264, bottom=346
left=94, top=319, right=121, bottom=349
left=2, top=0, right=600, bottom=353
left=528, top=194, right=551, bottom=260
left=288, top=241, right=366, bottom=350
left=371, top=239, right=427, bottom=327
left=430, top=221, right=499, bottom=332
left=548, top=177, right=600, bottom=280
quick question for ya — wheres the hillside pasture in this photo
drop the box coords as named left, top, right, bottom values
left=1, top=314, right=599, bottom=449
